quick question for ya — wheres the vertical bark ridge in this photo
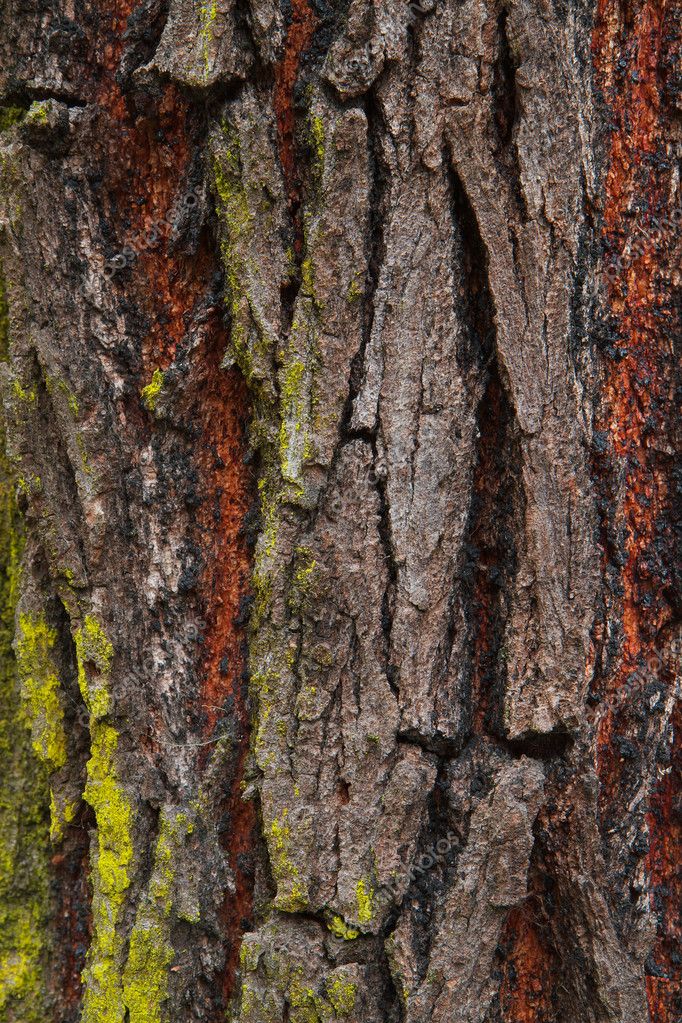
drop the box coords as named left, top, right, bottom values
left=0, top=1, right=258, bottom=1018
left=0, top=266, right=51, bottom=1023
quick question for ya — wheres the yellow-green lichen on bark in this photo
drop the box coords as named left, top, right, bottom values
left=11, top=378, right=37, bottom=404
left=212, top=124, right=267, bottom=386
left=199, top=0, right=218, bottom=77
left=288, top=547, right=317, bottom=614
left=251, top=479, right=279, bottom=632
left=15, top=612, right=67, bottom=770
left=75, top=432, right=93, bottom=478
left=77, top=617, right=135, bottom=1023
left=239, top=933, right=263, bottom=973
left=45, top=374, right=79, bottom=417
left=75, top=613, right=114, bottom=720
left=269, top=808, right=309, bottom=913
left=0, top=108, right=25, bottom=134
left=16, top=474, right=41, bottom=499
left=346, top=276, right=362, bottom=303
left=327, top=916, right=358, bottom=941
left=248, top=476, right=297, bottom=779
left=355, top=878, right=374, bottom=926
left=24, top=102, right=49, bottom=127
left=326, top=975, right=357, bottom=1016
left=80, top=721, right=134, bottom=1023
left=278, top=349, right=308, bottom=488
left=309, top=114, right=325, bottom=186
left=122, top=808, right=195, bottom=1023
left=236, top=932, right=359, bottom=1023
left=208, top=109, right=332, bottom=997
left=277, top=247, right=322, bottom=492
left=123, top=924, right=173, bottom=1023
left=140, top=368, right=164, bottom=414
left=49, top=790, right=78, bottom=843
left=0, top=263, right=51, bottom=1022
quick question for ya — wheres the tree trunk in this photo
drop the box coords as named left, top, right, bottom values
left=0, top=0, right=679, bottom=1021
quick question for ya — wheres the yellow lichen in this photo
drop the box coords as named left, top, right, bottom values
left=300, top=258, right=316, bottom=301
left=12, top=378, right=37, bottom=403
left=279, top=355, right=307, bottom=485
left=326, top=975, right=357, bottom=1016
left=288, top=547, right=317, bottom=620
left=75, top=614, right=114, bottom=720
left=122, top=807, right=196, bottom=1022
left=309, top=114, right=325, bottom=183
left=236, top=942, right=357, bottom=1023
left=199, top=0, right=218, bottom=77
left=276, top=255, right=321, bottom=489
left=49, top=790, right=78, bottom=843
left=76, top=433, right=93, bottom=476
left=85, top=729, right=133, bottom=894
left=288, top=975, right=323, bottom=1023
left=212, top=125, right=273, bottom=390
left=0, top=263, right=50, bottom=1021
left=346, top=277, right=363, bottom=303
left=327, top=916, right=359, bottom=941
left=80, top=723, right=134, bottom=1023
left=141, top=368, right=164, bottom=414
left=239, top=935, right=262, bottom=973
left=15, top=612, right=67, bottom=769
left=25, top=101, right=49, bottom=127
left=76, top=619, right=136, bottom=1023
left=16, top=475, right=42, bottom=501
left=0, top=107, right=24, bottom=133
left=46, top=375, right=80, bottom=417
left=356, top=878, right=374, bottom=925
left=269, top=809, right=309, bottom=912
left=122, top=924, right=172, bottom=1023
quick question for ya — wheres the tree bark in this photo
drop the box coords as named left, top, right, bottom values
left=0, top=0, right=679, bottom=1021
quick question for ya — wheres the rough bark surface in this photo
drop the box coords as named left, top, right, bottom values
left=0, top=0, right=679, bottom=1022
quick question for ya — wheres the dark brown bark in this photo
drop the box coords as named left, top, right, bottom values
left=0, top=0, right=679, bottom=1021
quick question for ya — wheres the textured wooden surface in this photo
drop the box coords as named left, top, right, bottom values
left=0, top=0, right=679, bottom=1020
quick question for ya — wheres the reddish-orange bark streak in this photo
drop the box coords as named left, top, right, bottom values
left=194, top=321, right=256, bottom=1007
left=195, top=324, right=252, bottom=735
left=274, top=0, right=319, bottom=252
left=498, top=901, right=557, bottom=1023
left=592, top=0, right=679, bottom=1017
left=593, top=0, right=671, bottom=685
left=592, top=0, right=674, bottom=702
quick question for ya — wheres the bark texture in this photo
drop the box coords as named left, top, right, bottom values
left=0, top=0, right=679, bottom=1021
